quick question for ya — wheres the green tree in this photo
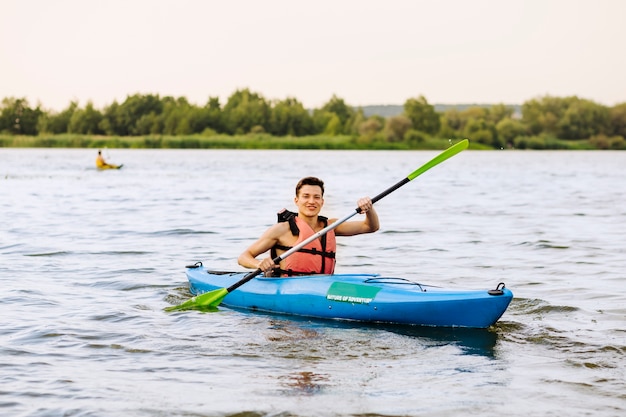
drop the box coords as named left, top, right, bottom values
left=404, top=129, right=428, bottom=146
left=384, top=115, right=412, bottom=142
left=222, top=89, right=270, bottom=134
left=349, top=110, right=366, bottom=136
left=68, top=102, right=104, bottom=134
left=320, top=94, right=354, bottom=133
left=159, top=97, right=194, bottom=135
left=487, top=104, right=514, bottom=124
left=204, top=96, right=223, bottom=133
left=522, top=95, right=575, bottom=136
left=101, top=94, right=164, bottom=136
left=324, top=113, right=342, bottom=135
left=0, top=97, right=42, bottom=135
left=439, top=109, right=463, bottom=137
left=440, top=106, right=492, bottom=139
left=557, top=98, right=610, bottom=139
left=269, top=97, right=313, bottom=136
left=464, top=118, right=499, bottom=148
left=589, top=134, right=626, bottom=150
left=135, top=112, right=162, bottom=135
left=403, top=95, right=440, bottom=135
left=316, top=95, right=354, bottom=134
left=185, top=106, right=212, bottom=134
left=496, top=117, right=526, bottom=147
left=609, top=102, right=626, bottom=138
left=357, top=115, right=384, bottom=137
left=311, top=110, right=333, bottom=135
left=437, top=117, right=455, bottom=138
left=460, top=106, right=488, bottom=124
left=37, top=101, right=78, bottom=134
left=99, top=101, right=122, bottom=135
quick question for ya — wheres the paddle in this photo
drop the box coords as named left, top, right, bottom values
left=166, top=139, right=469, bottom=312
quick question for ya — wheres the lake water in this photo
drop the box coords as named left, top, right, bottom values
left=1, top=147, right=624, bottom=417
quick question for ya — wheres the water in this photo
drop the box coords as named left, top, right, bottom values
left=1, top=148, right=624, bottom=417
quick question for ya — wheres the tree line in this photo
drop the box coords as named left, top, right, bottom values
left=1, top=89, right=625, bottom=149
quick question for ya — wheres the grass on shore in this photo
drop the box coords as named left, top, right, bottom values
left=0, top=133, right=601, bottom=150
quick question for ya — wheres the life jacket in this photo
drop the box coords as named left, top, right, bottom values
left=96, top=155, right=107, bottom=168
left=270, top=209, right=336, bottom=276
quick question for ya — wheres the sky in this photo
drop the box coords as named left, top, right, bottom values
left=1, top=0, right=625, bottom=112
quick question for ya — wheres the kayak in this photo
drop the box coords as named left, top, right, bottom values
left=96, top=164, right=123, bottom=170
left=184, top=264, right=513, bottom=328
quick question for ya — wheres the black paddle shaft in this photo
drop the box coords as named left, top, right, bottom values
left=358, top=177, right=410, bottom=213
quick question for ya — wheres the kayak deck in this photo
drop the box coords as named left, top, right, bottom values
left=185, top=266, right=513, bottom=328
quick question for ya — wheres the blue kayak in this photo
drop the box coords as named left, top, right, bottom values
left=185, top=265, right=513, bottom=328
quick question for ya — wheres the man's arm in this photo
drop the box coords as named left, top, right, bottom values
left=238, top=223, right=289, bottom=272
left=333, top=197, right=380, bottom=236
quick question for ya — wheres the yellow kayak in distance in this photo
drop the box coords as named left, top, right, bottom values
left=96, top=149, right=123, bottom=170
left=96, top=163, right=124, bottom=170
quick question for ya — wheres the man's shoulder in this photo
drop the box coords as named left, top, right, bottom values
left=270, top=222, right=297, bottom=246
left=266, top=221, right=291, bottom=235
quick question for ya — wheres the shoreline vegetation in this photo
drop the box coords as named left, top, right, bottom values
left=2, top=90, right=625, bottom=150
left=0, top=133, right=608, bottom=150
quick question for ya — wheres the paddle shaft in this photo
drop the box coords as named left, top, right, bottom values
left=227, top=139, right=469, bottom=293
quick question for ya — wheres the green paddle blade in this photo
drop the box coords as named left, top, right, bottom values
left=164, top=288, right=229, bottom=312
left=407, top=139, right=469, bottom=181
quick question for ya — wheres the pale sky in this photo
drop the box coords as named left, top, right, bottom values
left=1, top=0, right=625, bottom=112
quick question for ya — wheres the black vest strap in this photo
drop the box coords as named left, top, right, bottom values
left=272, top=244, right=336, bottom=258
left=277, top=208, right=299, bottom=236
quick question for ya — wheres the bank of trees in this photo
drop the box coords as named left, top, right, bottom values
left=1, top=90, right=625, bottom=149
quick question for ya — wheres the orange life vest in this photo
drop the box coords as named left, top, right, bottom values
left=271, top=212, right=336, bottom=276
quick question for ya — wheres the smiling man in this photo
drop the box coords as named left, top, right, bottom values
left=238, top=176, right=379, bottom=277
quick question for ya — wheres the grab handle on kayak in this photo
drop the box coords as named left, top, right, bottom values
left=488, top=282, right=506, bottom=296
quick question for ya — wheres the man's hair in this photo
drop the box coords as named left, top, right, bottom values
left=295, top=177, right=324, bottom=196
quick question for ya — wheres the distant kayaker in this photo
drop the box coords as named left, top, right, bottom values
left=96, top=149, right=115, bottom=169
left=238, top=176, right=379, bottom=277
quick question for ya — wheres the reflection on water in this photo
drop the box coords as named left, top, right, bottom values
left=245, top=309, right=500, bottom=359
left=280, top=371, right=329, bottom=396
left=266, top=319, right=322, bottom=342
left=376, top=323, right=500, bottom=358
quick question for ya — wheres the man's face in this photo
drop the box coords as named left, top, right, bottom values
left=295, top=184, right=324, bottom=217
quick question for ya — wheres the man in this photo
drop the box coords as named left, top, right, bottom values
left=238, top=176, right=379, bottom=276
left=96, top=150, right=113, bottom=169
